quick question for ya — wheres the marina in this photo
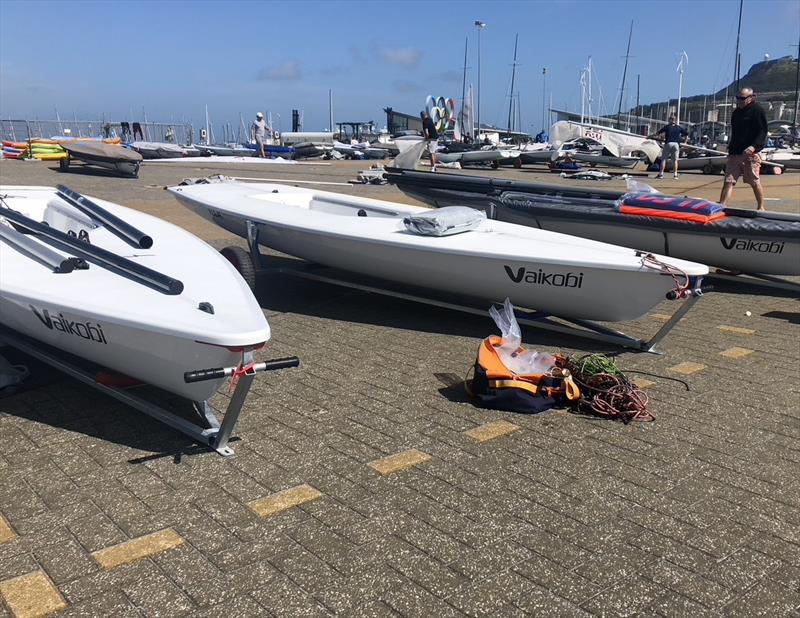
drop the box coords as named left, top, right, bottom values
left=1, top=0, right=800, bottom=615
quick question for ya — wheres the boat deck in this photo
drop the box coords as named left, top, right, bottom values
left=0, top=158, right=798, bottom=617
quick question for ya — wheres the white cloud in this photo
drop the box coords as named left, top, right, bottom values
left=379, top=47, right=422, bottom=68
left=257, top=60, right=302, bottom=81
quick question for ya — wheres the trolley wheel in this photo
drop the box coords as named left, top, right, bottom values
left=491, top=160, right=500, bottom=169
left=59, top=156, right=70, bottom=171
left=702, top=163, right=713, bottom=175
left=220, top=245, right=257, bottom=291
left=513, top=158, right=522, bottom=169
left=131, top=163, right=140, bottom=179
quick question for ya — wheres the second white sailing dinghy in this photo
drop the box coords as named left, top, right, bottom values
left=168, top=180, right=709, bottom=323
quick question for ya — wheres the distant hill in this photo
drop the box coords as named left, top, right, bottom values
left=716, top=55, right=798, bottom=96
left=633, top=56, right=799, bottom=123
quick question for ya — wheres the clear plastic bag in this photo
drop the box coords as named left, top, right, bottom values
left=489, top=298, right=556, bottom=374
left=625, top=177, right=658, bottom=194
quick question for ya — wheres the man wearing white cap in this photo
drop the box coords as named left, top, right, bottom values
left=251, top=112, right=267, bottom=158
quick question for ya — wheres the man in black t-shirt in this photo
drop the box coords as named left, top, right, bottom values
left=421, top=111, right=439, bottom=172
left=652, top=116, right=688, bottom=179
left=719, top=88, right=768, bottom=211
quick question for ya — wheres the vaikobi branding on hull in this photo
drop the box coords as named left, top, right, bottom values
left=504, top=266, right=584, bottom=288
left=720, top=238, right=785, bottom=254
left=30, top=306, right=108, bottom=344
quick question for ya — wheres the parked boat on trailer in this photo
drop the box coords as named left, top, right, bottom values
left=168, top=179, right=708, bottom=323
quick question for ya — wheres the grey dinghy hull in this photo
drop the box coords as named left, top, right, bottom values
left=385, top=169, right=800, bottom=276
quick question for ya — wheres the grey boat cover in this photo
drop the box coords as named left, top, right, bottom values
left=386, top=169, right=800, bottom=239
left=62, top=142, right=143, bottom=163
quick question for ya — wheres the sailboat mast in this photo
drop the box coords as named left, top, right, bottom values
left=507, top=34, right=519, bottom=134
left=461, top=36, right=468, bottom=131
left=617, top=21, right=633, bottom=129
left=793, top=28, right=800, bottom=132
left=733, top=0, right=743, bottom=91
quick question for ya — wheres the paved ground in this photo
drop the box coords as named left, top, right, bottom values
left=0, top=158, right=798, bottom=617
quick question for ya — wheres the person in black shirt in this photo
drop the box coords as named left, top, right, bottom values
left=652, top=116, right=688, bottom=179
left=421, top=111, right=439, bottom=172
left=720, top=88, right=768, bottom=211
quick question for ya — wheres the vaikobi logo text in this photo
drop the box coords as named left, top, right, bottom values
left=720, top=238, right=785, bottom=254
left=30, top=306, right=108, bottom=344
left=504, top=266, right=584, bottom=288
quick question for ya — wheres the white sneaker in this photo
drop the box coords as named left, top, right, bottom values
left=431, top=166, right=436, bottom=173
left=656, top=174, right=664, bottom=179
left=673, top=174, right=679, bottom=179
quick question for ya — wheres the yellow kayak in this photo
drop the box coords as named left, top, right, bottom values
left=32, top=152, right=68, bottom=160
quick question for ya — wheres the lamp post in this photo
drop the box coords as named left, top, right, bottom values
left=542, top=67, right=547, bottom=132
left=474, top=20, right=486, bottom=139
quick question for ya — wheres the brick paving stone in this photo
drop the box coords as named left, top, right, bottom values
left=580, top=574, right=664, bottom=617
left=639, top=558, right=734, bottom=609
left=32, top=538, right=98, bottom=585
left=717, top=325, right=757, bottom=335
left=383, top=582, right=466, bottom=618
left=719, top=347, right=754, bottom=359
left=57, top=589, right=138, bottom=618
left=249, top=572, right=332, bottom=617
left=722, top=579, right=800, bottom=616
left=91, top=528, right=184, bottom=570
left=513, top=553, right=600, bottom=606
left=669, top=361, right=707, bottom=375
left=0, top=516, right=15, bottom=545
left=121, top=569, right=193, bottom=617
left=704, top=547, right=782, bottom=593
left=248, top=484, right=323, bottom=518
left=464, top=421, right=520, bottom=443
left=0, top=570, right=67, bottom=618
left=647, top=590, right=723, bottom=617
left=367, top=450, right=432, bottom=476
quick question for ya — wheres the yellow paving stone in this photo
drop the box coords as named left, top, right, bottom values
left=368, top=449, right=432, bottom=476
left=465, top=420, right=521, bottom=443
left=247, top=484, right=322, bottom=518
left=632, top=378, right=656, bottom=389
left=668, top=362, right=707, bottom=375
left=91, top=528, right=183, bottom=570
left=0, top=570, right=66, bottom=618
left=649, top=313, right=672, bottom=321
left=717, top=325, right=756, bottom=336
left=0, top=513, right=15, bottom=544
left=720, top=347, right=754, bottom=359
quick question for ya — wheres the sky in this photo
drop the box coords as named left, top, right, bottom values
left=1, top=0, right=798, bottom=134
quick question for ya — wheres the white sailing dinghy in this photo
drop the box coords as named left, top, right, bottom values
left=168, top=180, right=708, bottom=323
left=0, top=185, right=291, bottom=454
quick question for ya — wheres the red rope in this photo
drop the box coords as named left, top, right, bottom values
left=641, top=253, right=691, bottom=298
left=571, top=373, right=654, bottom=423
left=229, top=362, right=255, bottom=393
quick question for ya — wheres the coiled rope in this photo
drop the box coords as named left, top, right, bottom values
left=566, top=354, right=654, bottom=423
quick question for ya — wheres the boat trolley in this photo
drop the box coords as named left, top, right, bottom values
left=230, top=220, right=707, bottom=354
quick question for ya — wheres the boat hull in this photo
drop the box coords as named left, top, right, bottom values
left=387, top=170, right=800, bottom=275
left=0, top=291, right=238, bottom=401
left=170, top=184, right=706, bottom=322
left=1, top=186, right=270, bottom=401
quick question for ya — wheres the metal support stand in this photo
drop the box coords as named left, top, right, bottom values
left=709, top=271, right=800, bottom=294
left=241, top=220, right=702, bottom=353
left=0, top=327, right=295, bottom=456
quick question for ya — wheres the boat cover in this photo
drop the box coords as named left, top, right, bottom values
left=385, top=169, right=800, bottom=239
left=62, top=142, right=143, bottom=163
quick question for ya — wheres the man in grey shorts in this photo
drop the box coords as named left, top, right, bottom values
left=421, top=111, right=439, bottom=172
left=251, top=112, right=267, bottom=158
left=652, top=115, right=688, bottom=179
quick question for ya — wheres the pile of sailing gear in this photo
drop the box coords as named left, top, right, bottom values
left=466, top=299, right=653, bottom=421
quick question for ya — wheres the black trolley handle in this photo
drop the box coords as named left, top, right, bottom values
left=184, top=356, right=300, bottom=383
